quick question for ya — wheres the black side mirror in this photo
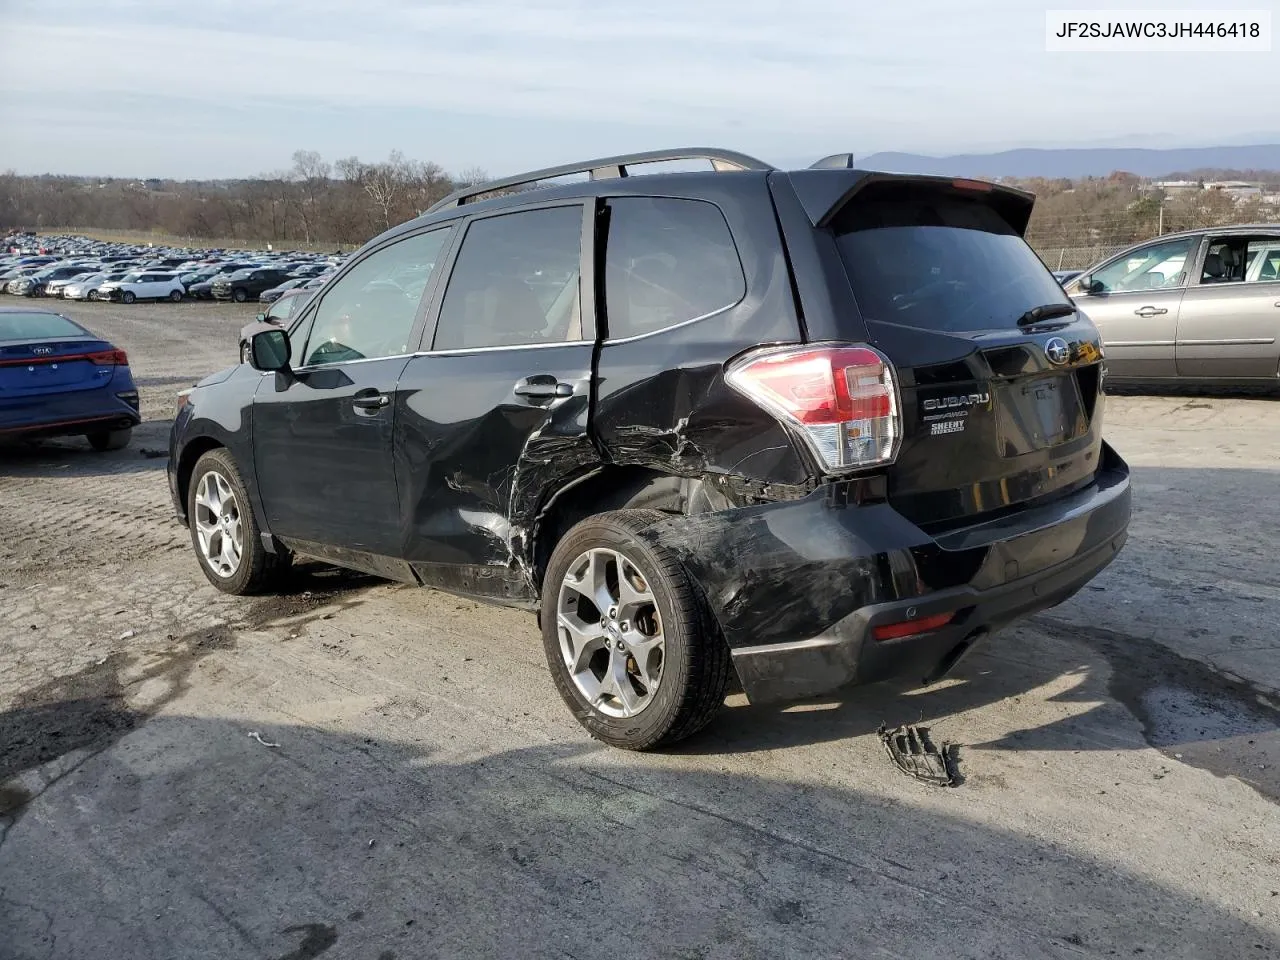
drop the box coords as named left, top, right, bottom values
left=248, top=327, right=290, bottom=372
left=1080, top=277, right=1104, bottom=295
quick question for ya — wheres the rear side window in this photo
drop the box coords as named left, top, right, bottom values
left=434, top=206, right=583, bottom=351
left=604, top=197, right=744, bottom=339
left=835, top=197, right=1068, bottom=332
left=0, top=312, right=85, bottom=341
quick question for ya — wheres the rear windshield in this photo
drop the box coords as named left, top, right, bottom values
left=0, top=312, right=86, bottom=342
left=834, top=198, right=1068, bottom=333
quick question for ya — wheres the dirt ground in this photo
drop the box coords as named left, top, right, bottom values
left=2, top=300, right=1278, bottom=960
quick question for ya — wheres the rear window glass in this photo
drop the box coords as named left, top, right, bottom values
left=835, top=197, right=1067, bottom=332
left=604, top=197, right=745, bottom=339
left=0, top=312, right=86, bottom=341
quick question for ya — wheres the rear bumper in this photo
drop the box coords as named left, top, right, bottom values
left=0, top=379, right=142, bottom=440
left=637, top=444, right=1131, bottom=704
left=1, top=409, right=141, bottom=440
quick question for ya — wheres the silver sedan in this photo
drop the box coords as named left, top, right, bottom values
left=1066, top=225, right=1280, bottom=388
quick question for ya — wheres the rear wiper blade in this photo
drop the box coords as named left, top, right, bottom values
left=1017, top=303, right=1077, bottom=326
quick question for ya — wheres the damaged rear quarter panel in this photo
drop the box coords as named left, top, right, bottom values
left=594, top=177, right=811, bottom=488
left=636, top=488, right=934, bottom=651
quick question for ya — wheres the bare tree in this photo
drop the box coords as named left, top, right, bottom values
left=362, top=151, right=410, bottom=232
left=455, top=166, right=489, bottom=187
left=289, top=149, right=331, bottom=244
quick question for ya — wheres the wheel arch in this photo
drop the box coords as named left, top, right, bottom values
left=530, top=465, right=738, bottom=590
left=175, top=436, right=226, bottom=520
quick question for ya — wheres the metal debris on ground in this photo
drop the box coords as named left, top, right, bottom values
left=247, top=731, right=280, bottom=748
left=878, top=724, right=958, bottom=787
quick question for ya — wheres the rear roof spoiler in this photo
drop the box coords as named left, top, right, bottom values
left=783, top=169, right=1036, bottom=236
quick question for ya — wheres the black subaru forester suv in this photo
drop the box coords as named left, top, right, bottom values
left=169, top=149, right=1130, bottom=750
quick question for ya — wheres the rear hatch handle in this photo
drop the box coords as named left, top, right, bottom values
left=1017, top=303, right=1077, bottom=326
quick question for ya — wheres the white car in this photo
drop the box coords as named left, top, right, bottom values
left=45, top=271, right=101, bottom=298
left=62, top=271, right=120, bottom=300
left=98, top=271, right=185, bottom=304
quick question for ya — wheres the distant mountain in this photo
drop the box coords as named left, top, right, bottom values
left=854, top=145, right=1280, bottom=179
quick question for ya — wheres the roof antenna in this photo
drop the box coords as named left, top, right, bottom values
left=810, top=153, right=855, bottom=169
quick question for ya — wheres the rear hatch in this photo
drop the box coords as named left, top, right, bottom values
left=0, top=313, right=122, bottom=400
left=827, top=178, right=1106, bottom=530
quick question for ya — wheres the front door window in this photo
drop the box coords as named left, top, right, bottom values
left=1088, top=237, right=1196, bottom=293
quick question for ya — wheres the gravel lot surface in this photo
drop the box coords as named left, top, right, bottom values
left=2, top=300, right=1278, bottom=959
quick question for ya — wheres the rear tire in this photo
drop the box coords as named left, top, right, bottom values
left=541, top=509, right=731, bottom=750
left=122, top=290, right=136, bottom=304
left=187, top=448, right=287, bottom=594
left=232, top=288, right=248, bottom=303
left=87, top=427, right=131, bottom=451
left=169, top=289, right=183, bottom=302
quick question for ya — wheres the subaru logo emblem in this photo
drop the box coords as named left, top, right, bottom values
left=1044, top=337, right=1070, bottom=366
left=32, top=346, right=53, bottom=355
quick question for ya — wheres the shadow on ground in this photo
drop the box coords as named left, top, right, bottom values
left=0, top=419, right=173, bottom=476
left=1, top=681, right=1276, bottom=959
left=677, top=618, right=1280, bottom=801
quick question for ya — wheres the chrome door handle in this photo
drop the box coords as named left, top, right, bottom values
left=351, top=393, right=390, bottom=410
left=1134, top=306, right=1168, bottom=317
left=514, top=376, right=572, bottom=399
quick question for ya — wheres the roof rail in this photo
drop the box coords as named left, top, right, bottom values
left=810, top=153, right=855, bottom=169
left=425, top=148, right=774, bottom=214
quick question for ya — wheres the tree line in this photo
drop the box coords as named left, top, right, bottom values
left=1018, top=172, right=1275, bottom=247
left=2, top=150, right=1277, bottom=254
left=0, top=150, right=485, bottom=249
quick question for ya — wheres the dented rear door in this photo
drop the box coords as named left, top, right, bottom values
left=394, top=201, right=598, bottom=601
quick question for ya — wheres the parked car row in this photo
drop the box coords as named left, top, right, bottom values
left=0, top=232, right=344, bottom=305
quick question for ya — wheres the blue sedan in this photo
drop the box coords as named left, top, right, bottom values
left=0, top=307, right=141, bottom=449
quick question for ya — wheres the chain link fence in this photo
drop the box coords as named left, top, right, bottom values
left=1027, top=195, right=1280, bottom=271
left=1030, top=241, right=1131, bottom=271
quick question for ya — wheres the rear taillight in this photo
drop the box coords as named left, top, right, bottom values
left=87, top=349, right=129, bottom=366
left=725, top=344, right=901, bottom=472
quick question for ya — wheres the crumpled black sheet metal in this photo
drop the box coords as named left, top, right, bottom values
left=878, top=724, right=958, bottom=787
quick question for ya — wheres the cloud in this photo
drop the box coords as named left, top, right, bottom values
left=2, top=0, right=1278, bottom=176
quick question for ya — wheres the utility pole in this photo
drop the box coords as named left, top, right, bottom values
left=1158, top=203, right=1164, bottom=236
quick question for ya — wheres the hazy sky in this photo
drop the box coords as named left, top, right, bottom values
left=1, top=0, right=1278, bottom=179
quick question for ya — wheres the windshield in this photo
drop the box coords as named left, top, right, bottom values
left=835, top=197, right=1068, bottom=333
left=0, top=311, right=86, bottom=342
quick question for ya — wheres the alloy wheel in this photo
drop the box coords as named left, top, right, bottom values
left=193, top=470, right=243, bottom=578
left=556, top=547, right=665, bottom=718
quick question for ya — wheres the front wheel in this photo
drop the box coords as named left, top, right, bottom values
left=87, top=427, right=131, bottom=451
left=232, top=288, right=248, bottom=303
left=541, top=509, right=731, bottom=750
left=169, top=289, right=183, bottom=302
left=87, top=290, right=99, bottom=301
left=122, top=290, right=136, bottom=304
left=187, top=448, right=286, bottom=594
